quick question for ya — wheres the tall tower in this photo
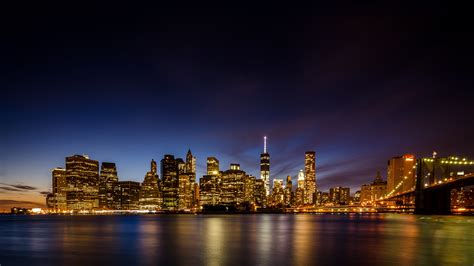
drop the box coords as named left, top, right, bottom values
left=186, top=149, right=196, bottom=174
left=161, top=155, right=179, bottom=209
left=99, top=162, right=118, bottom=209
left=260, top=136, right=270, bottom=196
left=304, top=151, right=316, bottom=204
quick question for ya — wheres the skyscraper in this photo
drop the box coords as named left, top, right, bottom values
left=199, top=175, right=219, bottom=206
left=186, top=149, right=196, bottom=174
left=304, top=151, right=316, bottom=204
left=200, top=156, right=220, bottom=206
left=220, top=164, right=246, bottom=204
left=387, top=154, right=415, bottom=194
left=206, top=157, right=220, bottom=176
left=295, top=169, right=305, bottom=206
left=113, top=181, right=140, bottom=210
left=284, top=175, right=293, bottom=207
left=183, top=150, right=197, bottom=208
left=51, top=167, right=66, bottom=210
left=260, top=136, right=270, bottom=196
left=65, top=154, right=100, bottom=210
left=254, top=179, right=266, bottom=207
left=270, top=179, right=284, bottom=207
left=243, top=175, right=256, bottom=204
left=98, top=162, right=118, bottom=209
left=139, top=159, right=162, bottom=210
left=161, top=155, right=179, bottom=209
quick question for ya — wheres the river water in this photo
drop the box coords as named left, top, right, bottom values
left=0, top=214, right=472, bottom=265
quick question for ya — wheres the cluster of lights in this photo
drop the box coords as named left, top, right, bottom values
left=440, top=160, right=474, bottom=165
left=423, top=157, right=474, bottom=164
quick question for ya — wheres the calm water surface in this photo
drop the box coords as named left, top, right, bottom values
left=0, top=214, right=473, bottom=265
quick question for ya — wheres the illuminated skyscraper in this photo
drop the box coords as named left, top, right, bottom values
left=220, top=164, right=246, bottom=204
left=113, top=181, right=140, bottom=210
left=186, top=149, right=196, bottom=174
left=260, top=136, right=270, bottom=196
left=329, top=187, right=350, bottom=205
left=98, top=162, right=118, bottom=209
left=178, top=172, right=192, bottom=209
left=182, top=150, right=197, bottom=209
left=199, top=175, right=219, bottom=206
left=295, top=170, right=305, bottom=206
left=139, top=159, right=162, bottom=210
left=244, top=175, right=256, bottom=204
left=51, top=167, right=66, bottom=210
left=387, top=154, right=415, bottom=194
left=284, top=175, right=293, bottom=207
left=270, top=179, right=284, bottom=207
left=161, top=155, right=179, bottom=209
left=304, top=151, right=316, bottom=204
left=65, top=154, right=100, bottom=210
left=206, top=157, right=220, bottom=176
left=254, top=179, right=267, bottom=207
left=200, top=156, right=220, bottom=206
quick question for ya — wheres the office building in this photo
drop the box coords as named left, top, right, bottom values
left=295, top=169, right=305, bottom=206
left=65, top=154, right=100, bottom=210
left=161, top=155, right=179, bottom=209
left=113, top=181, right=140, bottom=210
left=139, top=159, right=162, bottom=210
left=207, top=157, right=220, bottom=176
left=260, top=136, right=270, bottom=196
left=98, top=162, right=118, bottom=209
left=220, top=164, right=246, bottom=204
left=387, top=154, right=415, bottom=194
left=51, top=167, right=67, bottom=210
left=284, top=175, right=293, bottom=206
left=304, top=151, right=316, bottom=204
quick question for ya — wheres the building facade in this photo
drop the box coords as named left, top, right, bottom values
left=139, top=159, right=162, bottom=210
left=98, top=162, right=118, bottom=209
left=387, top=154, right=415, bottom=195
left=304, top=151, right=316, bottom=204
left=65, top=155, right=100, bottom=210
left=51, top=167, right=67, bottom=211
left=113, top=181, right=140, bottom=210
left=161, top=155, right=179, bottom=209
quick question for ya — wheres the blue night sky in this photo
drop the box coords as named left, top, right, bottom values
left=1, top=3, right=473, bottom=209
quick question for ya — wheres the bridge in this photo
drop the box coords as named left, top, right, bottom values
left=379, top=156, right=474, bottom=214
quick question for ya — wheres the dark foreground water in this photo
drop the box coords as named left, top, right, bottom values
left=0, top=214, right=473, bottom=266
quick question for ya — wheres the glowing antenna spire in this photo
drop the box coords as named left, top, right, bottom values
left=264, top=136, right=267, bottom=153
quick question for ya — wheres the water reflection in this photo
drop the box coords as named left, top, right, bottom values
left=0, top=214, right=473, bottom=265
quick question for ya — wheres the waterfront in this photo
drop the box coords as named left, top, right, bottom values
left=0, top=214, right=473, bottom=265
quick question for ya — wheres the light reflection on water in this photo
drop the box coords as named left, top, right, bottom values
left=0, top=214, right=472, bottom=265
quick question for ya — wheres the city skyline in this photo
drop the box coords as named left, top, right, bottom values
left=1, top=136, right=471, bottom=211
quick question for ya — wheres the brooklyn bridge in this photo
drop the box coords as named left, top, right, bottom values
left=380, top=156, right=474, bottom=214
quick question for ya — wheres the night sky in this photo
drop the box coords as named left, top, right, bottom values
left=1, top=3, right=473, bottom=209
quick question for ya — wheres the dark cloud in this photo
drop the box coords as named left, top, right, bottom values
left=0, top=183, right=38, bottom=191
left=11, top=185, right=37, bottom=190
left=0, top=186, right=22, bottom=192
left=39, top=191, right=51, bottom=196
